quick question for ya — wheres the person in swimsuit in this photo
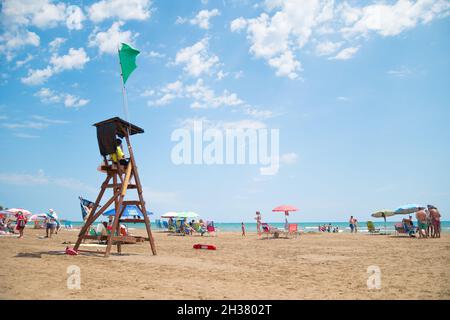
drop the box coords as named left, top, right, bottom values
left=15, top=211, right=27, bottom=239
left=255, top=211, right=262, bottom=236
left=429, top=206, right=441, bottom=238
left=349, top=216, right=354, bottom=233
left=416, top=209, right=428, bottom=238
left=241, top=222, right=246, bottom=237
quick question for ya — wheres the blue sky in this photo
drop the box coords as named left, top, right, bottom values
left=0, top=0, right=449, bottom=223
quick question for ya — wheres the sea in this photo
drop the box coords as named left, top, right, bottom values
left=46, top=220, right=450, bottom=233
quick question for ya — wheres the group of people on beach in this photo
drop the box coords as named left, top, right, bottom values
left=405, top=205, right=441, bottom=238
left=0, top=209, right=61, bottom=239
left=167, top=217, right=212, bottom=236
left=318, top=224, right=340, bottom=233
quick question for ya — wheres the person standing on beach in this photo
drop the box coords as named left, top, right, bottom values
left=45, top=210, right=57, bottom=238
left=241, top=222, right=246, bottom=237
left=353, top=219, right=358, bottom=233
left=349, top=216, right=354, bottom=233
left=255, top=211, right=262, bottom=236
left=416, top=209, right=428, bottom=238
left=429, top=206, right=441, bottom=238
left=15, top=211, right=27, bottom=239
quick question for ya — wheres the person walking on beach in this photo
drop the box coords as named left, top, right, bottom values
left=15, top=211, right=27, bottom=239
left=349, top=216, right=355, bottom=233
left=255, top=211, right=262, bottom=236
left=241, top=222, right=246, bottom=237
left=353, top=219, right=358, bottom=233
left=45, top=212, right=57, bottom=238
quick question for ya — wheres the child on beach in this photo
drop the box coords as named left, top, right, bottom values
left=241, top=222, right=246, bottom=236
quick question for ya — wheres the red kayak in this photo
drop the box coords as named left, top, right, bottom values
left=193, top=244, right=216, bottom=250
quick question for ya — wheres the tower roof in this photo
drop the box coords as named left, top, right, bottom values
left=93, top=117, right=144, bottom=137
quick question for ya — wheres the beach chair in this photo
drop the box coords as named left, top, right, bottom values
left=287, top=223, right=299, bottom=238
left=394, top=223, right=415, bottom=237
left=261, top=223, right=283, bottom=239
left=193, top=222, right=206, bottom=236
left=367, top=221, right=380, bottom=234
left=205, top=222, right=217, bottom=237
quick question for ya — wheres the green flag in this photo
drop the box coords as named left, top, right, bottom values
left=119, top=43, right=140, bottom=84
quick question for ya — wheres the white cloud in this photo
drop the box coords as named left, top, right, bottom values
left=340, top=0, right=450, bottom=38
left=387, top=66, right=413, bottom=77
left=230, top=17, right=247, bottom=32
left=329, top=46, right=359, bottom=60
left=231, top=0, right=450, bottom=79
left=175, top=38, right=219, bottom=77
left=15, top=53, right=34, bottom=68
left=34, top=87, right=89, bottom=108
left=31, top=115, right=69, bottom=124
left=35, top=88, right=62, bottom=103
left=0, top=170, right=96, bottom=193
left=244, top=107, right=274, bottom=119
left=50, top=47, right=90, bottom=71
left=88, top=0, right=152, bottom=23
left=175, top=16, right=188, bottom=25
left=0, top=1, right=85, bottom=59
left=315, top=40, right=342, bottom=56
left=63, top=94, right=89, bottom=108
left=21, top=66, right=54, bottom=85
left=88, top=21, right=136, bottom=54
left=0, top=30, right=40, bottom=61
left=268, top=50, right=301, bottom=79
left=49, top=37, right=66, bottom=53
left=21, top=47, right=89, bottom=85
left=185, top=79, right=243, bottom=109
left=336, top=96, right=350, bottom=101
left=147, top=78, right=244, bottom=109
left=190, top=9, right=220, bottom=29
left=2, top=121, right=49, bottom=130
left=147, top=50, right=165, bottom=58
left=66, top=5, right=85, bottom=30
left=14, top=133, right=40, bottom=139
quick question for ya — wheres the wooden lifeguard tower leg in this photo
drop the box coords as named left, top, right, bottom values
left=73, top=174, right=111, bottom=251
left=125, top=135, right=157, bottom=255
left=104, top=163, right=131, bottom=257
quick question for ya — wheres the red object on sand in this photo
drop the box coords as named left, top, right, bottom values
left=65, top=247, right=78, bottom=255
left=193, top=244, right=216, bottom=250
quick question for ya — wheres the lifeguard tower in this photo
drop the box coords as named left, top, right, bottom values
left=72, top=117, right=157, bottom=257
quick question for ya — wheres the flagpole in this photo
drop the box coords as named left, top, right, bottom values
left=117, top=46, right=130, bottom=123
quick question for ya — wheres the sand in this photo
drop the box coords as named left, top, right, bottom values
left=1, top=228, right=449, bottom=300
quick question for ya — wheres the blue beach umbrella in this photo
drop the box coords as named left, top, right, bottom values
left=102, top=205, right=152, bottom=218
left=394, top=204, right=425, bottom=215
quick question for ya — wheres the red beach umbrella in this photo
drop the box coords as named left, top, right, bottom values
left=272, top=205, right=298, bottom=216
left=272, top=205, right=298, bottom=228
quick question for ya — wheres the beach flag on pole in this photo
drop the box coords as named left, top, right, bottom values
left=118, top=43, right=140, bottom=84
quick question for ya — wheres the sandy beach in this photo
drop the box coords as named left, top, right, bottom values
left=0, top=228, right=449, bottom=300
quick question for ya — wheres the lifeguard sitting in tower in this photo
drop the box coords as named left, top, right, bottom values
left=109, top=138, right=129, bottom=166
